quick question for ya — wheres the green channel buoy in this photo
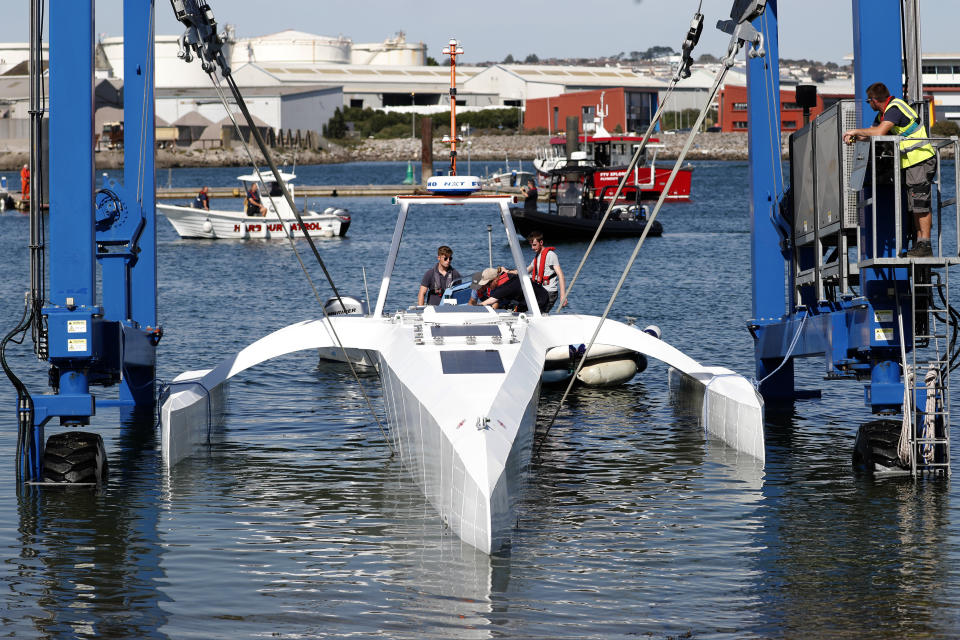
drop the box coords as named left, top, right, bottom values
left=402, top=161, right=415, bottom=185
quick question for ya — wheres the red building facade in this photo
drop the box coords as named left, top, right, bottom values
left=524, top=88, right=657, bottom=134
left=717, top=84, right=826, bottom=132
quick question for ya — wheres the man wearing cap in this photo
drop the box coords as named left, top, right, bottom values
left=474, top=266, right=549, bottom=312
left=418, top=245, right=462, bottom=306
left=469, top=266, right=511, bottom=306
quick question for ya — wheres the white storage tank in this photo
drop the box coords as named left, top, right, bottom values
left=351, top=32, right=425, bottom=66
left=101, top=35, right=232, bottom=87
left=232, top=31, right=351, bottom=65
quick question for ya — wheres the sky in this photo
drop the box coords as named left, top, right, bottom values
left=6, top=1, right=960, bottom=66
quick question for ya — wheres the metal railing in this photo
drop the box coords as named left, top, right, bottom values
left=859, top=135, right=960, bottom=266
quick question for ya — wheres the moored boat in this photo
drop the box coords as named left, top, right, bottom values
left=510, top=164, right=664, bottom=240
left=157, top=171, right=350, bottom=239
left=533, top=93, right=692, bottom=202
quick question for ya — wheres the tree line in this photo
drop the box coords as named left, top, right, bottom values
left=323, top=106, right=525, bottom=140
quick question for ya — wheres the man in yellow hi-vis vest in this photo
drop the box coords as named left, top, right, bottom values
left=843, top=81, right=937, bottom=257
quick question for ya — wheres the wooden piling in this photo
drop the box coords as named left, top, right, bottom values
left=420, top=118, right=433, bottom=184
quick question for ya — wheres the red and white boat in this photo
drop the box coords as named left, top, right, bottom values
left=533, top=101, right=692, bottom=201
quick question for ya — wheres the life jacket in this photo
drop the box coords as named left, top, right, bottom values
left=479, top=270, right=511, bottom=299
left=880, top=97, right=935, bottom=169
left=428, top=266, right=460, bottom=298
left=532, top=247, right=557, bottom=285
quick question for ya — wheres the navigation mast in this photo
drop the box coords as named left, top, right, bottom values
left=442, top=38, right=463, bottom=175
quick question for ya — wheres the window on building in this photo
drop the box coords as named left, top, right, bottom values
left=782, top=120, right=797, bottom=129
left=782, top=102, right=800, bottom=111
left=582, top=105, right=596, bottom=126
left=349, top=99, right=364, bottom=109
left=626, top=90, right=655, bottom=133
left=503, top=99, right=521, bottom=107
left=733, top=102, right=748, bottom=111
left=553, top=106, right=559, bottom=132
left=733, top=120, right=748, bottom=129
left=953, top=66, right=960, bottom=74
left=937, top=65, right=952, bottom=74
left=922, top=65, right=936, bottom=74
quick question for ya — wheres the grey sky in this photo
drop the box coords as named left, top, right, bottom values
left=7, top=1, right=959, bottom=65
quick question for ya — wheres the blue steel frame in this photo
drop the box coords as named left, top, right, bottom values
left=749, top=0, right=910, bottom=411
left=26, top=0, right=158, bottom=480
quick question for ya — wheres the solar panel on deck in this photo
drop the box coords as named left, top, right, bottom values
left=440, top=350, right=505, bottom=374
left=431, top=325, right=501, bottom=337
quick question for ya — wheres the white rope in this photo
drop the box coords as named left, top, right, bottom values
left=922, top=365, right=939, bottom=463
left=899, top=364, right=914, bottom=464
left=754, top=308, right=807, bottom=389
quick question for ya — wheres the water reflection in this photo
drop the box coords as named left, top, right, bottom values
left=751, top=408, right=953, bottom=638
left=11, top=409, right=168, bottom=639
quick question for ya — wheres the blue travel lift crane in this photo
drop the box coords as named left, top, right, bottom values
left=746, top=0, right=960, bottom=475
left=1, top=0, right=160, bottom=484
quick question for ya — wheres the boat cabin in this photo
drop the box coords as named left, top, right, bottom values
left=547, top=134, right=655, bottom=168
left=237, top=171, right=295, bottom=199
left=547, top=166, right=645, bottom=220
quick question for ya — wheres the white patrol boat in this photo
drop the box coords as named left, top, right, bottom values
left=160, top=192, right=765, bottom=555
left=157, top=171, right=350, bottom=239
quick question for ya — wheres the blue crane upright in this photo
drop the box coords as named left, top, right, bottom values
left=745, top=0, right=960, bottom=475
left=1, top=0, right=160, bottom=484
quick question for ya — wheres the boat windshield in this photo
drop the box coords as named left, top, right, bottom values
left=558, top=180, right=583, bottom=205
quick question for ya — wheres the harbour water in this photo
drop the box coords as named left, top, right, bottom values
left=1, top=160, right=959, bottom=638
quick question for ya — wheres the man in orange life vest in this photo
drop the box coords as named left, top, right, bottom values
left=19, top=164, right=30, bottom=202
left=525, top=230, right=566, bottom=312
left=842, top=81, right=937, bottom=257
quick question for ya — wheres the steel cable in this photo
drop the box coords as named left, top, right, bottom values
left=536, top=15, right=755, bottom=457
left=205, top=70, right=393, bottom=453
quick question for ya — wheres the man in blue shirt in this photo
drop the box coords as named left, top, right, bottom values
left=193, top=186, right=210, bottom=210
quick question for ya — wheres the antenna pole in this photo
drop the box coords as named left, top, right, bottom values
left=442, top=38, right=463, bottom=175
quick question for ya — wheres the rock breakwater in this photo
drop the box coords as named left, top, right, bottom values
left=0, top=132, right=798, bottom=170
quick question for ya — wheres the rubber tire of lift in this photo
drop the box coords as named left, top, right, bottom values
left=43, top=431, right=109, bottom=484
left=852, top=419, right=905, bottom=474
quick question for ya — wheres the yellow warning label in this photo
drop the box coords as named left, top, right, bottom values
left=874, top=328, right=894, bottom=341
left=67, top=339, right=88, bottom=352
left=67, top=320, right=87, bottom=333
left=874, top=310, right=893, bottom=324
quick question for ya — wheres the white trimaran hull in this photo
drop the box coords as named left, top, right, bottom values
left=160, top=195, right=764, bottom=554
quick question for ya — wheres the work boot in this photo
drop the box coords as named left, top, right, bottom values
left=906, top=240, right=933, bottom=258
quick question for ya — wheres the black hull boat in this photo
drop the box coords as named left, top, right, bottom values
left=509, top=206, right=662, bottom=240
left=511, top=163, right=664, bottom=240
